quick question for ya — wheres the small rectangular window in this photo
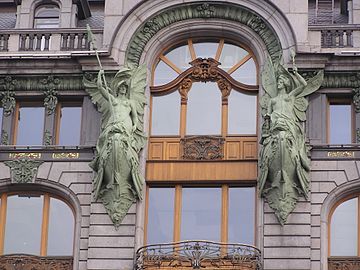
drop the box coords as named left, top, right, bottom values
left=16, top=105, right=45, bottom=145
left=328, top=100, right=353, bottom=144
left=57, top=105, right=82, bottom=145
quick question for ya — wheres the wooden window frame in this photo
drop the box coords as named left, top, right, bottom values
left=327, top=97, right=355, bottom=144
left=0, top=192, right=75, bottom=256
left=149, top=38, right=259, bottom=138
left=33, top=4, right=60, bottom=29
left=144, top=185, right=257, bottom=245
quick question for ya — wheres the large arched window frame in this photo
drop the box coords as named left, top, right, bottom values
left=33, top=3, right=60, bottom=29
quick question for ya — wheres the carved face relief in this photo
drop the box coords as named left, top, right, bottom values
left=117, top=82, right=128, bottom=96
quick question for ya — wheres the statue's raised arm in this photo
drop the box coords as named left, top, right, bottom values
left=84, top=65, right=147, bottom=227
left=259, top=54, right=323, bottom=225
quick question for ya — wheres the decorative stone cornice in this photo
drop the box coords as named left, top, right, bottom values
left=4, top=158, right=43, bottom=183
left=126, top=2, right=282, bottom=66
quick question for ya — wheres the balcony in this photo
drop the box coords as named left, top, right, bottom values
left=135, top=241, right=262, bottom=270
left=0, top=254, right=73, bottom=270
left=328, top=257, right=360, bottom=270
left=0, top=28, right=103, bottom=54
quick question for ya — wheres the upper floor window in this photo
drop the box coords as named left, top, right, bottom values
left=0, top=192, right=74, bottom=256
left=328, top=98, right=354, bottom=144
left=33, top=4, right=60, bottom=29
left=150, top=39, right=258, bottom=137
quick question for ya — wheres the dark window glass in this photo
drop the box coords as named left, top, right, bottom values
left=34, top=5, right=60, bottom=29
left=16, top=106, right=44, bottom=145
left=58, top=106, right=82, bottom=145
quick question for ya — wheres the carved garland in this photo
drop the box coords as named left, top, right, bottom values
left=126, top=2, right=282, bottom=66
left=151, top=58, right=258, bottom=104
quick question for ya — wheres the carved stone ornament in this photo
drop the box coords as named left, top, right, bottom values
left=179, top=78, right=192, bottom=104
left=4, top=158, right=43, bottom=183
left=353, top=88, right=360, bottom=113
left=357, top=128, right=360, bottom=143
left=191, top=58, right=220, bottom=81
left=126, top=2, right=282, bottom=66
left=1, top=130, right=8, bottom=145
left=0, top=254, right=73, bottom=270
left=44, top=129, right=52, bottom=146
left=41, top=75, right=60, bottom=115
left=181, top=136, right=224, bottom=160
left=0, top=76, right=18, bottom=116
left=328, top=257, right=360, bottom=270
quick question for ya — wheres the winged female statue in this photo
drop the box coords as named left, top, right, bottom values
left=84, top=66, right=147, bottom=227
left=259, top=53, right=323, bottom=225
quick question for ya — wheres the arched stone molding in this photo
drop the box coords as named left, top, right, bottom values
left=109, top=0, right=297, bottom=66
left=0, top=179, right=82, bottom=269
left=320, top=180, right=360, bottom=270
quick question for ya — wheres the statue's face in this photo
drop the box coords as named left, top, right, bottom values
left=117, top=83, right=127, bottom=95
left=277, top=75, right=289, bottom=91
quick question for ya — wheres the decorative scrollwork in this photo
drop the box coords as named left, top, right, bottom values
left=179, top=78, right=193, bottom=104
left=4, top=158, right=43, bottom=183
left=41, top=75, right=60, bottom=115
left=181, top=136, right=224, bottom=160
left=1, top=130, right=8, bottom=145
left=0, top=76, right=17, bottom=116
left=353, top=88, right=360, bottom=113
left=191, top=58, right=220, bottom=82
left=217, top=78, right=231, bottom=104
left=328, top=257, right=360, bottom=270
left=196, top=3, right=215, bottom=18
left=44, top=130, right=52, bottom=146
left=0, top=254, right=73, bottom=270
left=135, top=240, right=262, bottom=270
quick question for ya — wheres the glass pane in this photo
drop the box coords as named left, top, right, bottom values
left=58, top=106, right=82, bottom=145
left=47, top=198, right=74, bottom=255
left=219, top=44, right=248, bottom=71
left=151, top=92, right=180, bottom=136
left=147, top=188, right=175, bottom=244
left=153, top=60, right=179, bottom=86
left=17, top=107, right=44, bottom=145
left=181, top=188, right=221, bottom=241
left=34, top=19, right=59, bottom=28
left=231, top=58, right=257, bottom=85
left=329, top=104, right=352, bottom=144
left=330, top=197, right=358, bottom=256
left=4, top=195, right=43, bottom=255
left=165, top=44, right=191, bottom=71
left=228, top=91, right=257, bottom=135
left=193, top=42, right=218, bottom=59
left=228, top=188, right=255, bottom=244
left=186, top=82, right=221, bottom=135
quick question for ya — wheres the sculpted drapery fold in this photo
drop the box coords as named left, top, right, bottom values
left=84, top=66, right=147, bottom=227
left=259, top=53, right=323, bottom=225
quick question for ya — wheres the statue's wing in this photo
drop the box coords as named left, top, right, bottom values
left=297, top=70, right=324, bottom=98
left=84, top=76, right=111, bottom=128
left=261, top=56, right=278, bottom=99
left=294, top=97, right=308, bottom=122
left=129, top=64, right=147, bottom=151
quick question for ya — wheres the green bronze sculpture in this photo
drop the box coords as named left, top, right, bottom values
left=259, top=52, right=323, bottom=225
left=84, top=66, right=147, bottom=227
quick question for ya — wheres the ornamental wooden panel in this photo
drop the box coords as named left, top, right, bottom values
left=146, top=161, right=257, bottom=181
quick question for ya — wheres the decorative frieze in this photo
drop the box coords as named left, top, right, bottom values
left=181, top=135, right=224, bottom=160
left=0, top=254, right=73, bottom=270
left=4, top=158, right=43, bottom=183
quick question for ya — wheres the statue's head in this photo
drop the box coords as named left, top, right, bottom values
left=277, top=74, right=291, bottom=92
left=116, top=80, right=129, bottom=96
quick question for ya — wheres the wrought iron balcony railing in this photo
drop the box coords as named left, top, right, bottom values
left=328, top=257, right=360, bottom=270
left=135, top=240, right=262, bottom=270
left=0, top=254, right=73, bottom=270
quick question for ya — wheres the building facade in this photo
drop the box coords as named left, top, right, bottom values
left=0, top=0, right=359, bottom=270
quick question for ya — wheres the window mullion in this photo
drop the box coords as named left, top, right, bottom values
left=221, top=185, right=229, bottom=243
left=40, top=194, right=50, bottom=256
left=358, top=195, right=360, bottom=257
left=180, top=103, right=187, bottom=138
left=173, top=185, right=182, bottom=242
left=187, top=39, right=196, bottom=61
left=215, top=39, right=224, bottom=61
left=0, top=193, right=8, bottom=255
left=143, top=186, right=150, bottom=245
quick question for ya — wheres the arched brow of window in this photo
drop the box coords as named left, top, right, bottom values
left=33, top=4, right=60, bottom=29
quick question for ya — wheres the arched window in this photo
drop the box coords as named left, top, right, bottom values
left=146, top=38, right=259, bottom=245
left=33, top=4, right=60, bottom=29
left=329, top=195, right=360, bottom=266
left=0, top=192, right=74, bottom=256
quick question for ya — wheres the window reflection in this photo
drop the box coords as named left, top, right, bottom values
left=330, top=197, right=358, bottom=256
left=147, top=188, right=174, bottom=244
left=186, top=82, right=221, bottom=135
left=4, top=195, right=43, bottom=255
left=16, top=106, right=45, bottom=145
left=181, top=188, right=221, bottom=241
left=58, top=106, right=82, bottom=145
left=329, top=103, right=352, bottom=144
left=151, top=92, right=180, bottom=136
